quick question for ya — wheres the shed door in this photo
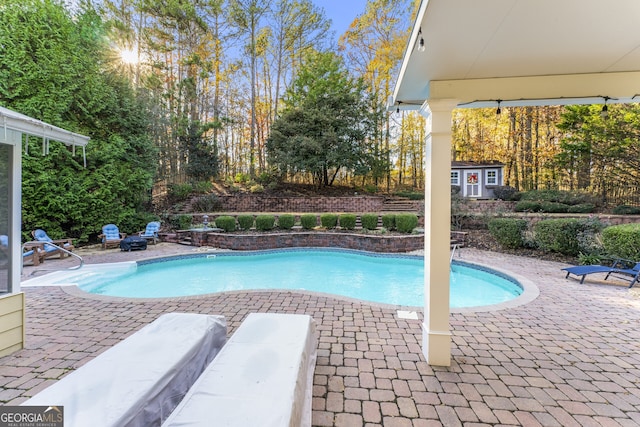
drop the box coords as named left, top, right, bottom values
left=463, top=170, right=481, bottom=197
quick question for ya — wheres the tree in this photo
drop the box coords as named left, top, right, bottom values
left=266, top=51, right=375, bottom=187
left=0, top=0, right=156, bottom=241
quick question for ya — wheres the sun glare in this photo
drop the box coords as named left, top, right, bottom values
left=120, top=48, right=138, bottom=65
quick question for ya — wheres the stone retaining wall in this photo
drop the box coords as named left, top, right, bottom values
left=218, top=194, right=385, bottom=213
left=162, top=231, right=423, bottom=253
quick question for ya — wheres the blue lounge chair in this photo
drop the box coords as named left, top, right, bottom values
left=0, top=234, right=41, bottom=265
left=32, top=229, right=74, bottom=260
left=563, top=259, right=640, bottom=288
left=99, top=224, right=126, bottom=249
left=138, top=221, right=161, bottom=245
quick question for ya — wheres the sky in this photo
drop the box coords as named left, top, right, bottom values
left=313, top=0, right=370, bottom=37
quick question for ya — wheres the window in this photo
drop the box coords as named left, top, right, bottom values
left=485, top=169, right=499, bottom=186
left=451, top=170, right=460, bottom=185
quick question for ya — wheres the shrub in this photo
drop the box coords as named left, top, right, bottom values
left=514, top=200, right=542, bottom=212
left=602, top=223, right=640, bottom=260
left=190, top=194, right=222, bottom=212
left=339, top=214, right=356, bottom=230
left=237, top=214, right=254, bottom=230
left=533, top=218, right=582, bottom=255
left=381, top=214, right=396, bottom=230
left=168, top=183, right=193, bottom=201
left=249, top=184, right=264, bottom=193
left=320, top=213, right=338, bottom=229
left=255, top=215, right=275, bottom=231
left=234, top=172, right=251, bottom=184
left=300, top=214, right=317, bottom=230
left=192, top=181, right=212, bottom=194
left=361, top=213, right=379, bottom=230
left=493, top=185, right=521, bottom=201
left=364, top=184, right=378, bottom=193
left=277, top=214, right=295, bottom=230
left=396, top=214, right=418, bottom=233
left=451, top=185, right=461, bottom=195
left=520, top=189, right=592, bottom=205
left=567, top=203, right=596, bottom=213
left=169, top=214, right=192, bottom=230
left=488, top=218, right=527, bottom=249
left=394, top=191, right=424, bottom=200
left=539, top=202, right=569, bottom=213
left=215, top=215, right=236, bottom=232
left=612, top=205, right=640, bottom=215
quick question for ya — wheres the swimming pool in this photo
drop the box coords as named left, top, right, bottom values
left=49, top=249, right=523, bottom=308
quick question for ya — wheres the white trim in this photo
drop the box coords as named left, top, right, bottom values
left=463, top=170, right=481, bottom=197
left=484, top=168, right=499, bottom=186
left=450, top=170, right=460, bottom=185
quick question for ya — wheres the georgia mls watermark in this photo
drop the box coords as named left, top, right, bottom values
left=0, top=406, right=63, bottom=427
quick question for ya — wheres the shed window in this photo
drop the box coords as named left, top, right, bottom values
left=485, top=169, right=499, bottom=185
left=451, top=171, right=460, bottom=185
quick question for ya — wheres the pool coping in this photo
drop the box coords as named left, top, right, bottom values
left=21, top=248, right=539, bottom=314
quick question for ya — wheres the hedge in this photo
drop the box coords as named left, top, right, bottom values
left=361, top=214, right=379, bottom=230
left=602, top=224, right=640, bottom=260
left=255, top=214, right=275, bottom=231
left=381, top=214, right=396, bottom=230
left=236, top=214, right=254, bottom=230
left=320, top=213, right=338, bottom=229
left=338, top=214, right=356, bottom=230
left=300, top=214, right=317, bottom=230
left=488, top=218, right=527, bottom=249
left=396, top=214, right=418, bottom=233
left=277, top=214, right=295, bottom=230
left=215, top=215, right=236, bottom=232
left=533, top=218, right=582, bottom=255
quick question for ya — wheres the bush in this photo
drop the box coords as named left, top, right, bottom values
left=361, top=213, right=379, bottom=230
left=300, top=214, right=317, bottom=230
left=602, top=223, right=640, bottom=260
left=168, top=183, right=193, bottom=201
left=520, top=189, right=592, bottom=205
left=539, top=202, right=569, bottom=213
left=488, top=218, right=528, bottom=249
left=514, top=200, right=542, bottom=212
left=215, top=215, right=236, bottom=232
left=381, top=214, right=396, bottom=230
left=255, top=215, right=275, bottom=231
left=237, top=214, right=254, bottom=230
left=493, top=185, right=521, bottom=201
left=169, top=214, right=192, bottom=231
left=190, top=194, right=222, bottom=212
left=339, top=214, right=356, bottom=230
left=394, top=191, right=424, bottom=200
left=320, top=213, right=338, bottom=229
left=567, top=203, right=596, bottom=213
left=533, top=218, right=583, bottom=255
left=249, top=184, right=264, bottom=193
left=612, top=205, right=640, bottom=215
left=192, top=181, right=212, bottom=194
left=277, top=214, right=295, bottom=230
left=451, top=185, right=461, bottom=195
left=396, top=214, right=418, bottom=233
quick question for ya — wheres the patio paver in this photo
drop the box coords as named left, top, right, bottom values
left=2, top=244, right=640, bottom=426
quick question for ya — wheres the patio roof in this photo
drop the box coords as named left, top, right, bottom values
left=392, top=0, right=640, bottom=109
left=0, top=106, right=89, bottom=148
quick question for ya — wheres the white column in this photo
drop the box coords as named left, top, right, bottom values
left=421, top=99, right=457, bottom=366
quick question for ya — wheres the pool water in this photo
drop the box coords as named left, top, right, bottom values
left=74, top=250, right=521, bottom=307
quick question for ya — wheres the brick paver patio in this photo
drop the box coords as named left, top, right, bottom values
left=2, top=244, right=640, bottom=426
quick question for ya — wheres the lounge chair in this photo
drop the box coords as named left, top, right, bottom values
left=563, top=259, right=640, bottom=288
left=138, top=221, right=161, bottom=245
left=31, top=229, right=74, bottom=261
left=0, top=234, right=41, bottom=265
left=99, top=224, right=126, bottom=249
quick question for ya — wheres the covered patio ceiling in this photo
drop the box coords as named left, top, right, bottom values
left=392, top=0, right=640, bottom=109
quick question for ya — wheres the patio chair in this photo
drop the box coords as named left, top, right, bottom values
left=31, top=229, right=74, bottom=261
left=99, top=224, right=126, bottom=249
left=138, top=221, right=161, bottom=245
left=0, top=234, right=41, bottom=266
left=562, top=259, right=640, bottom=287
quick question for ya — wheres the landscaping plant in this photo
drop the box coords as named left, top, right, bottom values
left=237, top=214, right=255, bottom=230
left=361, top=214, right=379, bottom=230
left=255, top=215, right=275, bottom=231
left=320, top=213, right=338, bottom=229
left=488, top=218, right=528, bottom=249
left=277, top=214, right=295, bottom=230
left=300, top=214, right=317, bottom=230
left=338, top=214, right=356, bottom=230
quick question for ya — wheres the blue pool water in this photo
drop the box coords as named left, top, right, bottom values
left=74, top=250, right=522, bottom=307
